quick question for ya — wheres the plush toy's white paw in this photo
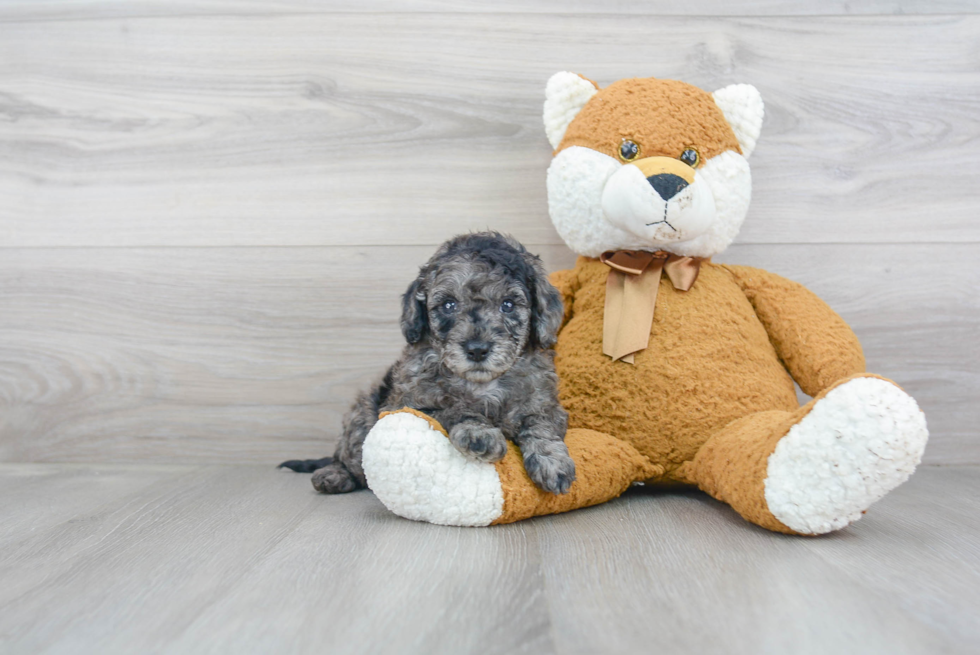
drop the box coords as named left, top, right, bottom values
left=764, top=377, right=929, bottom=535
left=361, top=412, right=505, bottom=526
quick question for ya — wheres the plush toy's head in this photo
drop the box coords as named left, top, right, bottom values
left=544, top=73, right=764, bottom=259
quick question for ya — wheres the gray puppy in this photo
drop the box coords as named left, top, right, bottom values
left=280, top=232, right=576, bottom=495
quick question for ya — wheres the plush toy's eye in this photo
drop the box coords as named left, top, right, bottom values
left=500, top=299, right=515, bottom=314
left=680, top=148, right=700, bottom=168
left=619, top=140, right=640, bottom=162
left=441, top=299, right=457, bottom=313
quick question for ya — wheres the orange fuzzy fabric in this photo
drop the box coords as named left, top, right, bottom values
left=726, top=266, right=866, bottom=396
left=683, top=373, right=890, bottom=534
left=491, top=428, right=662, bottom=525
left=551, top=257, right=866, bottom=484
left=380, top=408, right=661, bottom=525
left=556, top=78, right=741, bottom=162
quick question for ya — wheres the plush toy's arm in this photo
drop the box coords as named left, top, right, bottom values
left=724, top=265, right=865, bottom=397
left=548, top=267, right=580, bottom=330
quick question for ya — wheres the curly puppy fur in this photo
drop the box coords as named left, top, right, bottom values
left=280, top=232, right=575, bottom=495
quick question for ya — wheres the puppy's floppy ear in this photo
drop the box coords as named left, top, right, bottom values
left=400, top=276, right=428, bottom=344
left=525, top=253, right=564, bottom=349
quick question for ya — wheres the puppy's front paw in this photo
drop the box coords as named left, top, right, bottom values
left=449, top=422, right=508, bottom=463
left=523, top=442, right=576, bottom=495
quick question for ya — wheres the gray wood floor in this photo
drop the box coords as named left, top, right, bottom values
left=1, top=463, right=977, bottom=655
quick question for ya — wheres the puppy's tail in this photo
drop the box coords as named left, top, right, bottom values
left=277, top=456, right=333, bottom=473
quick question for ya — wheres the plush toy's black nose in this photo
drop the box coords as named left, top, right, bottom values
left=647, top=173, right=689, bottom=201
left=465, top=340, right=491, bottom=362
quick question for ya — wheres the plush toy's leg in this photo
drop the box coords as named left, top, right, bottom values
left=682, top=374, right=928, bottom=535
left=361, top=408, right=661, bottom=526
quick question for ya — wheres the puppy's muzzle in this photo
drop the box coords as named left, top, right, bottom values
left=464, top=340, right=492, bottom=362
left=631, top=157, right=695, bottom=201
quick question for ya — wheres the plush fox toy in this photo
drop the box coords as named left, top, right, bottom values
left=360, top=74, right=929, bottom=535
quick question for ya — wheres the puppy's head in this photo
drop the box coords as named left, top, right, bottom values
left=400, top=232, right=563, bottom=382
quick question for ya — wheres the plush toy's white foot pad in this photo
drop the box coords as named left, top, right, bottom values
left=765, top=377, right=928, bottom=535
left=362, top=412, right=504, bottom=526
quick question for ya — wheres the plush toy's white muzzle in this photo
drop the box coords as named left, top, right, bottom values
left=547, top=146, right=751, bottom=259
left=601, top=160, right=716, bottom=244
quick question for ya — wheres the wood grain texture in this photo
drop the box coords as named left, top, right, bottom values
left=0, top=243, right=975, bottom=465
left=533, top=466, right=980, bottom=655
left=167, top=484, right=554, bottom=655
left=0, top=5, right=977, bottom=465
left=1, top=14, right=979, bottom=247
left=0, top=245, right=574, bottom=464
left=5, top=0, right=980, bottom=21
left=0, top=463, right=977, bottom=654
left=0, top=462, right=195, bottom=553
left=796, top=467, right=980, bottom=647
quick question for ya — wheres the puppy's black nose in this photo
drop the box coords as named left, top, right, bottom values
left=464, top=340, right=491, bottom=362
left=647, top=173, right=689, bottom=201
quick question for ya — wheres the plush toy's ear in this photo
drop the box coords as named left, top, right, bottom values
left=544, top=72, right=599, bottom=150
left=712, top=84, right=765, bottom=158
left=400, top=276, right=428, bottom=344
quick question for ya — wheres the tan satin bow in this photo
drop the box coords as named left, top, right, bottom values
left=601, top=250, right=703, bottom=364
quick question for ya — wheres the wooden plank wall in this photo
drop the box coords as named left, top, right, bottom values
left=1, top=2, right=977, bottom=464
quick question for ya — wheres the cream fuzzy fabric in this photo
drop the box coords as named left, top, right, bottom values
left=362, top=412, right=504, bottom=527
left=765, top=377, right=929, bottom=534
left=712, top=84, right=765, bottom=158
left=547, top=147, right=752, bottom=259
left=544, top=72, right=598, bottom=150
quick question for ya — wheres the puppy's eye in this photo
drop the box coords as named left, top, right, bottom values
left=679, top=148, right=700, bottom=168
left=440, top=299, right=457, bottom=313
left=619, top=139, right=640, bottom=162
left=500, top=299, right=515, bottom=314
